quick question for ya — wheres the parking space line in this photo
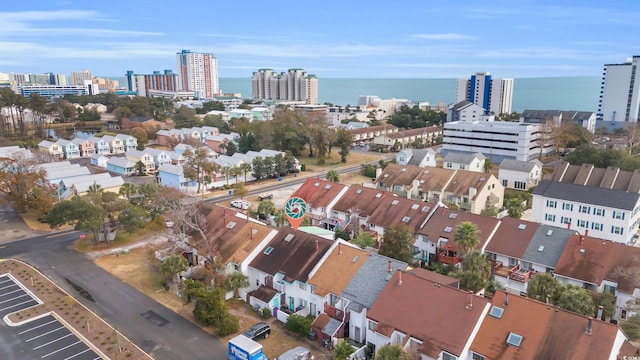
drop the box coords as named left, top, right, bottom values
left=33, top=332, right=73, bottom=350
left=0, top=293, right=28, bottom=303
left=25, top=326, right=65, bottom=342
left=63, top=347, right=91, bottom=360
left=0, top=298, right=37, bottom=312
left=19, top=319, right=58, bottom=334
left=0, top=289, right=23, bottom=300
left=41, top=340, right=81, bottom=358
left=0, top=283, right=18, bottom=290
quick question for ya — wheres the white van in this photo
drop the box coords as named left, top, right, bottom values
left=231, top=199, right=250, bottom=210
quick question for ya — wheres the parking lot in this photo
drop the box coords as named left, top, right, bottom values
left=0, top=274, right=102, bottom=360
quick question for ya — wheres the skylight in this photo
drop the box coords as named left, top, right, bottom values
left=325, top=184, right=332, bottom=190
left=489, top=306, right=504, bottom=319
left=383, top=174, right=389, bottom=178
left=449, top=213, right=458, bottom=219
left=411, top=204, right=420, bottom=210
left=518, top=224, right=527, bottom=230
left=479, top=177, right=486, bottom=182
left=384, top=273, right=392, bottom=281
left=227, top=221, right=236, bottom=229
left=443, top=226, right=453, bottom=233
left=284, top=234, right=294, bottom=242
left=314, top=182, right=320, bottom=187
left=402, top=216, right=411, bottom=222
left=375, top=193, right=383, bottom=198
left=546, top=229, right=554, bottom=236
left=538, top=245, right=545, bottom=252
left=423, top=170, right=430, bottom=174
left=422, top=206, right=430, bottom=212
left=264, top=247, right=274, bottom=255
left=392, top=200, right=399, bottom=205
left=352, top=256, right=360, bottom=263
left=506, top=332, right=523, bottom=347
left=356, top=189, right=362, bottom=194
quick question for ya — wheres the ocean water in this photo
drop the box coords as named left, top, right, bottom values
left=111, top=76, right=601, bottom=113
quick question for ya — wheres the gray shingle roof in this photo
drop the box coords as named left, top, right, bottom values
left=407, top=149, right=433, bottom=166
left=532, top=180, right=640, bottom=210
left=451, top=100, right=472, bottom=111
left=443, top=152, right=486, bottom=164
left=499, top=159, right=542, bottom=172
left=521, top=225, right=574, bottom=268
left=341, top=253, right=407, bottom=312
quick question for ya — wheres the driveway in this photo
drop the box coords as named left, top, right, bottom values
left=0, top=199, right=43, bottom=244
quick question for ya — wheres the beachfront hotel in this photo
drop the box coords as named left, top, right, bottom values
left=456, top=72, right=514, bottom=116
left=176, top=50, right=219, bottom=100
left=598, top=55, right=640, bottom=124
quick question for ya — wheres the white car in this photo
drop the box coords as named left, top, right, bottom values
left=278, top=346, right=310, bottom=360
left=231, top=199, right=251, bottom=210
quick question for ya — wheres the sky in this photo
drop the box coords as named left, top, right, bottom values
left=1, top=0, right=639, bottom=79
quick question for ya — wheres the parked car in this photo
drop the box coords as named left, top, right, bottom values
left=277, top=346, right=311, bottom=360
left=231, top=199, right=251, bottom=210
left=258, top=193, right=273, bottom=200
left=243, top=322, right=271, bottom=340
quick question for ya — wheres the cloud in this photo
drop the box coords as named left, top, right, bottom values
left=0, top=9, right=102, bottom=21
left=409, top=33, right=476, bottom=40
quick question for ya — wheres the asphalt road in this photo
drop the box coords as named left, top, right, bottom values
left=0, top=231, right=225, bottom=360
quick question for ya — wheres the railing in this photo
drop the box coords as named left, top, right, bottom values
left=272, top=281, right=284, bottom=293
left=493, top=263, right=533, bottom=283
left=324, top=303, right=350, bottom=322
left=438, top=252, right=461, bottom=266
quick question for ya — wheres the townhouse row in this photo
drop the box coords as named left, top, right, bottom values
left=38, top=134, right=138, bottom=159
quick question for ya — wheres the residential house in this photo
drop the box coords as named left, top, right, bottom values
left=484, top=218, right=540, bottom=294
left=37, top=140, right=63, bottom=159
left=126, top=149, right=155, bottom=172
left=366, top=195, right=437, bottom=243
left=173, top=143, right=194, bottom=155
left=395, top=148, right=437, bottom=167
left=373, top=126, right=442, bottom=150
left=415, top=208, right=501, bottom=266
left=247, top=228, right=335, bottom=323
left=366, top=270, right=490, bottom=359
left=347, top=125, right=398, bottom=147
left=443, top=152, right=486, bottom=173
left=90, top=154, right=109, bottom=168
left=340, top=254, right=407, bottom=344
left=158, top=164, right=196, bottom=190
left=446, top=100, right=488, bottom=122
left=55, top=139, right=80, bottom=159
left=329, top=186, right=392, bottom=237
left=554, top=234, right=640, bottom=321
left=156, top=129, right=181, bottom=147
left=521, top=109, right=597, bottom=133
left=87, top=136, right=110, bottom=155
left=531, top=162, right=640, bottom=244
left=206, top=134, right=236, bottom=153
left=101, top=135, right=124, bottom=154
left=146, top=148, right=172, bottom=169
left=519, top=224, right=575, bottom=280
left=115, top=134, right=138, bottom=151
left=0, top=146, right=33, bottom=163
left=470, top=291, right=629, bottom=360
left=60, top=174, right=124, bottom=198
left=290, top=178, right=349, bottom=228
left=376, top=164, right=504, bottom=214
left=498, top=159, right=543, bottom=190
left=71, top=138, right=95, bottom=157
left=307, top=243, right=369, bottom=342
left=106, top=157, right=136, bottom=175
left=44, top=166, right=91, bottom=185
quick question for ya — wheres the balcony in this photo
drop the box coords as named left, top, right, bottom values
left=493, top=263, right=533, bottom=283
left=324, top=303, right=350, bottom=323
left=437, top=245, right=461, bottom=266
left=272, top=281, right=284, bottom=293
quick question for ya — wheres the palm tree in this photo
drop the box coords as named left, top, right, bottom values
left=453, top=221, right=480, bottom=260
left=229, top=166, right=241, bottom=184
left=274, top=209, right=287, bottom=227
left=462, top=251, right=491, bottom=278
left=557, top=284, right=596, bottom=316
left=118, top=182, right=137, bottom=200
left=87, top=182, right=103, bottom=194
left=225, top=272, right=249, bottom=298
left=223, top=165, right=231, bottom=186
left=505, top=197, right=526, bottom=218
left=239, top=162, right=252, bottom=183
left=484, top=158, right=494, bottom=174
left=527, top=273, right=562, bottom=304
left=326, top=169, right=340, bottom=182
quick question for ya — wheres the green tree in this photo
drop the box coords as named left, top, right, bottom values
left=334, top=229, right=351, bottom=241
left=284, top=314, right=312, bottom=337
left=374, top=345, right=409, bottom=360
left=118, top=205, right=147, bottom=233
left=453, top=221, right=480, bottom=260
left=42, top=196, right=105, bottom=243
left=352, top=231, right=376, bottom=249
left=621, top=315, right=640, bottom=340
left=591, top=292, right=616, bottom=320
left=326, top=169, right=340, bottom=182
left=379, top=225, right=413, bottom=263
left=257, top=200, right=275, bottom=216
left=334, top=341, right=355, bottom=360
left=135, top=160, right=146, bottom=176
left=160, top=255, right=188, bottom=280
left=462, top=251, right=490, bottom=278
left=504, top=197, right=525, bottom=219
left=130, top=127, right=149, bottom=149
left=483, top=158, right=494, bottom=173
left=238, top=162, right=252, bottom=183
left=183, top=148, right=220, bottom=193
left=455, top=270, right=487, bottom=293
left=485, top=279, right=506, bottom=297
left=118, top=182, right=137, bottom=200
left=174, top=106, right=198, bottom=128
left=335, top=129, right=351, bottom=163
left=225, top=272, right=249, bottom=298
left=480, top=205, right=499, bottom=217
left=557, top=284, right=595, bottom=316
left=274, top=209, right=287, bottom=227
left=527, top=273, right=563, bottom=304
left=0, top=153, right=54, bottom=214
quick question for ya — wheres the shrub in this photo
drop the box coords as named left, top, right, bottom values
left=261, top=307, right=271, bottom=319
left=284, top=314, right=312, bottom=337
left=215, top=313, right=240, bottom=337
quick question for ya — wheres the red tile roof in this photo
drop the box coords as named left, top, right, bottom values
left=555, top=234, right=640, bottom=293
left=485, top=217, right=540, bottom=258
left=417, top=207, right=501, bottom=250
left=367, top=270, right=489, bottom=357
left=291, top=178, right=348, bottom=209
left=376, top=163, right=424, bottom=187
left=331, top=185, right=390, bottom=218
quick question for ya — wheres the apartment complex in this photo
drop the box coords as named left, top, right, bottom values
left=456, top=72, right=514, bottom=115
left=125, top=70, right=179, bottom=97
left=176, top=49, right=219, bottom=99
left=71, top=70, right=93, bottom=85
left=597, top=55, right=640, bottom=124
left=251, top=68, right=318, bottom=104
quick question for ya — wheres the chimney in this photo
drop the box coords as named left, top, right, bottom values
left=388, top=260, right=392, bottom=274
left=567, top=222, right=571, bottom=229
left=316, top=239, right=319, bottom=253
left=585, top=229, right=589, bottom=238
left=504, top=292, right=509, bottom=306
left=580, top=235, right=584, bottom=245
left=597, top=305, right=603, bottom=320
left=466, top=291, right=473, bottom=310
left=585, top=317, right=593, bottom=335
left=397, top=271, right=403, bottom=286
left=338, top=242, right=342, bottom=255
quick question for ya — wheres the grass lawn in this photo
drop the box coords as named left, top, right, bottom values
left=74, top=218, right=166, bottom=252
left=298, top=147, right=383, bottom=172
left=19, top=212, right=72, bottom=231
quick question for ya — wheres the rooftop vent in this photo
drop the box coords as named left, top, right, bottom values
left=444, top=226, right=453, bottom=233
left=264, top=247, right=274, bottom=255
left=383, top=174, right=389, bottom=178
left=284, top=234, right=294, bottom=242
left=518, top=224, right=527, bottom=230
left=506, top=332, right=523, bottom=347
left=579, top=248, right=586, bottom=253
left=479, top=177, right=486, bottom=182
left=489, top=306, right=504, bottom=319
left=423, top=170, right=430, bottom=174
left=401, top=168, right=406, bottom=172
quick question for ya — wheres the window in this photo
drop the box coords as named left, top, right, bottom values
left=612, top=226, right=624, bottom=235
left=368, top=320, right=377, bottom=331
left=577, top=219, right=588, bottom=228
left=621, top=309, right=628, bottom=319
left=472, top=353, right=486, bottom=360
left=603, top=284, right=616, bottom=294
left=579, top=205, right=590, bottom=214
left=613, top=211, right=625, bottom=220
left=591, top=222, right=603, bottom=231
left=561, top=217, right=572, bottom=224
left=460, top=164, right=466, bottom=170
left=514, top=181, right=526, bottom=190
left=509, top=257, right=518, bottom=266
left=442, top=352, right=458, bottom=360
left=446, top=162, right=453, bottom=168
left=298, top=282, right=307, bottom=290
left=562, top=203, right=573, bottom=211
left=544, top=214, right=555, bottom=222
left=594, top=208, right=605, bottom=216
left=546, top=200, right=557, bottom=208
left=489, top=306, right=504, bottom=319
left=502, top=179, right=508, bottom=187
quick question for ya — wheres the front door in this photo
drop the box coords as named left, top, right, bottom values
left=354, top=326, right=360, bottom=342
left=310, top=303, right=317, bottom=317
left=289, top=296, right=295, bottom=311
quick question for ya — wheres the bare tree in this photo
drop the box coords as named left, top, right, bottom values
left=165, top=200, right=214, bottom=260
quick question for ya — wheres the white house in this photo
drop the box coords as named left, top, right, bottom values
left=115, top=134, right=138, bottom=151
left=395, top=148, right=437, bottom=167
left=443, top=152, right=486, bottom=172
left=446, top=100, right=488, bottom=122
left=87, top=136, right=110, bottom=155
left=125, top=149, right=155, bottom=172
left=90, top=154, right=109, bottom=168
left=498, top=159, right=543, bottom=190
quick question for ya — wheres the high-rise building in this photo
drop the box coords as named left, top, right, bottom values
left=176, top=50, right=219, bottom=99
left=597, top=56, right=640, bottom=123
left=126, top=70, right=179, bottom=97
left=71, top=70, right=93, bottom=85
left=251, top=68, right=318, bottom=104
left=455, top=72, right=513, bottom=115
